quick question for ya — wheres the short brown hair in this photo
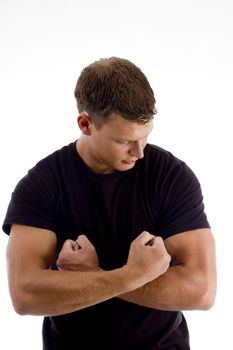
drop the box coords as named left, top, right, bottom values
left=74, top=57, right=157, bottom=125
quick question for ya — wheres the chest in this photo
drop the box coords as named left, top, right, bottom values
left=55, top=172, right=159, bottom=269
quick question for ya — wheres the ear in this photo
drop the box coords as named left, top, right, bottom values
left=77, top=113, right=92, bottom=135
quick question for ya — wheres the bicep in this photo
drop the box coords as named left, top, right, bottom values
left=164, top=229, right=217, bottom=309
left=164, top=228, right=216, bottom=271
left=7, top=224, right=57, bottom=274
left=6, top=225, right=58, bottom=314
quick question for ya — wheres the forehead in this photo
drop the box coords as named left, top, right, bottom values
left=102, top=115, right=153, bottom=140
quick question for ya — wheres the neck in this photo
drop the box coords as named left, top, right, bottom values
left=75, top=137, right=114, bottom=174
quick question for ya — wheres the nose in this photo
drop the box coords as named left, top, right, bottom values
left=129, top=141, right=144, bottom=159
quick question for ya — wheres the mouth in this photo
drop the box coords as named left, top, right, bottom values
left=122, top=160, right=136, bottom=165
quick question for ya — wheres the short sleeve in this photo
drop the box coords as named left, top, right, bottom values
left=2, top=163, right=57, bottom=235
left=158, top=162, right=210, bottom=239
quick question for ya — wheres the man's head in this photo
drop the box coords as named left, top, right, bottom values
left=74, top=57, right=157, bottom=127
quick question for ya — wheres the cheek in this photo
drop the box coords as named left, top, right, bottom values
left=113, top=144, right=129, bottom=156
left=104, top=146, right=127, bottom=163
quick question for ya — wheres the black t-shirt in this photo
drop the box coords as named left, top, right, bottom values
left=2, top=142, right=210, bottom=349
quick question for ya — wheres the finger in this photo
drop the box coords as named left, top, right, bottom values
left=147, top=236, right=164, bottom=248
left=73, top=241, right=81, bottom=251
left=139, top=231, right=156, bottom=246
left=62, top=239, right=77, bottom=251
left=145, top=237, right=155, bottom=246
left=76, top=234, right=93, bottom=248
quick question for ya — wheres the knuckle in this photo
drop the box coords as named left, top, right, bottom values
left=156, top=236, right=163, bottom=244
left=57, top=257, right=63, bottom=266
left=89, top=244, right=95, bottom=251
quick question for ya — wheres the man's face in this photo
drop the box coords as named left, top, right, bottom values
left=85, top=114, right=153, bottom=174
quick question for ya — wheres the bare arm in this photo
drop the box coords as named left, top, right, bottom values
left=6, top=225, right=170, bottom=316
left=118, top=229, right=217, bottom=311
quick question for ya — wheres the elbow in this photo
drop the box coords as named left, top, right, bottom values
left=10, top=290, right=32, bottom=315
left=13, top=303, right=29, bottom=316
left=195, top=277, right=217, bottom=311
left=197, top=294, right=215, bottom=311
left=9, top=280, right=36, bottom=315
left=199, top=288, right=216, bottom=311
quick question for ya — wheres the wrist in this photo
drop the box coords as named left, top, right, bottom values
left=117, top=264, right=147, bottom=292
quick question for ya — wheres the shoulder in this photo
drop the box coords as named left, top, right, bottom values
left=144, top=143, right=184, bottom=169
left=140, top=144, right=201, bottom=198
left=142, top=143, right=194, bottom=182
left=13, top=141, right=77, bottom=198
left=32, top=141, right=76, bottom=175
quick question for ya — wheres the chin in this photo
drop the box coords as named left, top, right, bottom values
left=118, top=162, right=136, bottom=171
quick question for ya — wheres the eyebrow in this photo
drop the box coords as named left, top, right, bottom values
left=116, top=127, right=153, bottom=143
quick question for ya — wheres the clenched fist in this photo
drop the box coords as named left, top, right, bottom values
left=126, top=231, right=171, bottom=285
left=57, top=235, right=100, bottom=271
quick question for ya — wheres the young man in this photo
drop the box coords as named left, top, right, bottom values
left=3, top=57, right=216, bottom=349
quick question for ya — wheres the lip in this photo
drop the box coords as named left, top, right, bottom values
left=122, top=160, right=136, bottom=165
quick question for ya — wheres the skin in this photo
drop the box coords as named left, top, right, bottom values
left=7, top=226, right=170, bottom=316
left=58, top=228, right=216, bottom=311
left=6, top=113, right=217, bottom=316
left=75, top=112, right=153, bottom=174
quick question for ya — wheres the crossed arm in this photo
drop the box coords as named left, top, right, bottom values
left=6, top=224, right=216, bottom=316
left=119, top=229, right=217, bottom=311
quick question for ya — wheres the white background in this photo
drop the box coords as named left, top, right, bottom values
left=0, top=0, right=232, bottom=349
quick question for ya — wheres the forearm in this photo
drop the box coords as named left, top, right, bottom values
left=11, top=266, right=140, bottom=316
left=8, top=228, right=172, bottom=317
left=118, top=264, right=212, bottom=311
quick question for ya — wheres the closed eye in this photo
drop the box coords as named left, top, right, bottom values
left=115, top=139, right=130, bottom=145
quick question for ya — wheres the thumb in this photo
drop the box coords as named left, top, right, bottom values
left=139, top=231, right=156, bottom=246
left=61, top=239, right=78, bottom=252
left=76, top=234, right=94, bottom=249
